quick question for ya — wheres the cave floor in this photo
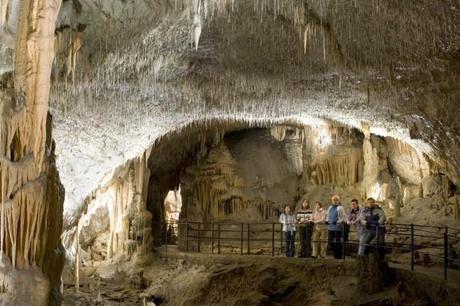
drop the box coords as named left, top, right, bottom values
left=62, top=247, right=460, bottom=306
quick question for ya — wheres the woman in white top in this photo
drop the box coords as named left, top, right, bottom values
left=279, top=205, right=296, bottom=257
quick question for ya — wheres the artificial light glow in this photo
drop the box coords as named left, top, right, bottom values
left=313, top=125, right=332, bottom=147
left=371, top=182, right=382, bottom=200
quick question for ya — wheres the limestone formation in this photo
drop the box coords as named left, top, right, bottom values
left=0, top=0, right=64, bottom=304
left=69, top=119, right=459, bottom=261
left=46, top=1, right=460, bottom=226
left=0, top=0, right=459, bottom=304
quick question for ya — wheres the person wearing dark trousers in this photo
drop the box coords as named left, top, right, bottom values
left=357, top=197, right=386, bottom=259
left=297, top=200, right=314, bottom=257
left=346, top=199, right=362, bottom=254
left=342, top=222, right=350, bottom=243
left=327, top=195, right=346, bottom=259
left=328, top=230, right=343, bottom=259
left=279, top=205, right=296, bottom=257
left=341, top=222, right=350, bottom=256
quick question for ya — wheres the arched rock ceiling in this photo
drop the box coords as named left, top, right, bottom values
left=47, top=0, right=460, bottom=220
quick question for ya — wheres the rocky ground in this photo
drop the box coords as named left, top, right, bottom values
left=62, top=248, right=460, bottom=306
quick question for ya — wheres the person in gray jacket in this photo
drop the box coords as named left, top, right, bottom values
left=279, top=205, right=296, bottom=257
left=357, top=197, right=386, bottom=259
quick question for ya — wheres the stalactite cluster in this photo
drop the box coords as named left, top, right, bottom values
left=181, top=142, right=246, bottom=222
left=0, top=0, right=64, bottom=304
left=47, top=0, right=460, bottom=223
left=0, top=0, right=458, bottom=304
left=105, top=153, right=152, bottom=259
left=68, top=150, right=152, bottom=266
left=65, top=115, right=460, bottom=276
left=313, top=151, right=362, bottom=186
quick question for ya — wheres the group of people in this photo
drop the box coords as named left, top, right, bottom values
left=279, top=195, right=386, bottom=259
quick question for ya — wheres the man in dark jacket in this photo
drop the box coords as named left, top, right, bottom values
left=357, top=197, right=386, bottom=259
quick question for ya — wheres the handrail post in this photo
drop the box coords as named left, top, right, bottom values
left=240, top=223, right=244, bottom=255
left=444, top=226, right=448, bottom=281
left=342, top=223, right=346, bottom=260
left=410, top=224, right=414, bottom=271
left=272, top=222, right=275, bottom=257
left=197, top=222, right=201, bottom=253
left=375, top=225, right=379, bottom=258
left=280, top=223, right=283, bottom=255
left=247, top=223, right=250, bottom=255
left=211, top=223, right=214, bottom=255
left=185, top=220, right=189, bottom=252
left=218, top=223, right=221, bottom=254
left=164, top=221, right=168, bottom=253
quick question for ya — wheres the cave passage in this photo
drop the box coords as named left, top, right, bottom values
left=133, top=119, right=456, bottom=251
left=58, top=117, right=460, bottom=306
left=2, top=0, right=460, bottom=304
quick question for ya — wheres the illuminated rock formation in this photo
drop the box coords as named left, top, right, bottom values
left=0, top=0, right=64, bottom=304
left=0, top=0, right=459, bottom=304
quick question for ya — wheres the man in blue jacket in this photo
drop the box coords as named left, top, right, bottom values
left=327, top=195, right=346, bottom=259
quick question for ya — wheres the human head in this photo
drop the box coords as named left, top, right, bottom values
left=284, top=205, right=291, bottom=214
left=301, top=199, right=310, bottom=209
left=351, top=199, right=359, bottom=209
left=366, top=197, right=376, bottom=208
left=315, top=201, right=323, bottom=210
left=331, top=195, right=340, bottom=205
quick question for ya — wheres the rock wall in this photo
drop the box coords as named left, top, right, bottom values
left=180, top=125, right=364, bottom=223
left=68, top=151, right=152, bottom=268
left=0, top=0, right=64, bottom=305
left=66, top=119, right=460, bottom=270
left=178, top=123, right=459, bottom=227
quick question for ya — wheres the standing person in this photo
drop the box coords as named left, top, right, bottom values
left=311, top=201, right=328, bottom=258
left=348, top=199, right=363, bottom=236
left=357, top=197, right=386, bottom=259
left=327, top=195, right=346, bottom=259
left=297, top=200, right=314, bottom=258
left=342, top=203, right=351, bottom=243
left=279, top=205, right=296, bottom=257
left=347, top=199, right=362, bottom=254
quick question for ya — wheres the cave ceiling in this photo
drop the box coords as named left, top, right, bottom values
left=6, top=0, right=457, bottom=219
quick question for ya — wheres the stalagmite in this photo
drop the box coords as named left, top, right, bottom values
left=193, top=0, right=202, bottom=51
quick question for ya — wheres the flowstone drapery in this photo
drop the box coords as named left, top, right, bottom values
left=0, top=0, right=64, bottom=305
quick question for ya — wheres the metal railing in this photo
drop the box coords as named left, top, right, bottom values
left=156, top=220, right=460, bottom=281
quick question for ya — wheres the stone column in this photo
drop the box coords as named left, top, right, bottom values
left=0, top=0, right=64, bottom=305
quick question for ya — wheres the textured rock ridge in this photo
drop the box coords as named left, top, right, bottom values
left=0, top=0, right=64, bottom=305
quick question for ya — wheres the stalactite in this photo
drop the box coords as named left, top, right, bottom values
left=0, top=0, right=9, bottom=27
left=193, top=0, right=202, bottom=51
left=0, top=0, right=64, bottom=293
left=67, top=153, right=153, bottom=261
